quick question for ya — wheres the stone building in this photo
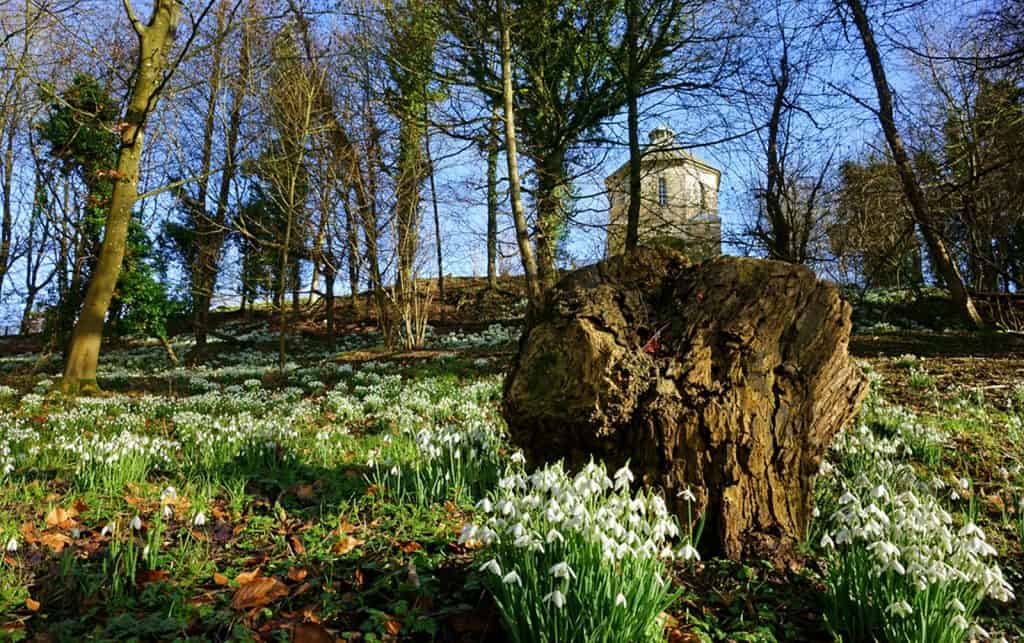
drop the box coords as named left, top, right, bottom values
left=605, top=127, right=722, bottom=259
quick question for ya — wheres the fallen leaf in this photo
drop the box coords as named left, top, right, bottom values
left=236, top=569, right=262, bottom=585
left=332, top=535, right=364, bottom=555
left=72, top=499, right=88, bottom=514
left=39, top=532, right=72, bottom=553
left=290, top=535, right=306, bottom=555
left=384, top=618, right=401, bottom=636
left=190, top=529, right=209, bottom=542
left=25, top=598, right=39, bottom=612
left=293, top=484, right=315, bottom=501
left=138, top=569, right=169, bottom=585
left=213, top=572, right=230, bottom=586
left=354, top=568, right=364, bottom=589
left=288, top=567, right=308, bottom=582
left=400, top=541, right=422, bottom=554
left=292, top=622, right=334, bottom=643
left=45, top=507, right=78, bottom=529
left=230, top=577, right=289, bottom=610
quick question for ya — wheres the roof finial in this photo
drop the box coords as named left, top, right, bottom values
left=649, top=126, right=675, bottom=147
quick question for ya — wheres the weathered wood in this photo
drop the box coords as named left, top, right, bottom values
left=503, top=245, right=868, bottom=564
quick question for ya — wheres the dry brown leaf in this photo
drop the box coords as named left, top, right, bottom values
left=230, top=576, right=289, bottom=610
left=332, top=535, right=364, bottom=555
left=138, top=569, right=169, bottom=584
left=293, top=484, right=315, bottom=501
left=236, top=569, right=262, bottom=585
left=287, top=567, right=308, bottom=582
left=25, top=598, right=39, bottom=612
left=39, top=532, right=72, bottom=553
left=354, top=568, right=364, bottom=589
left=190, top=529, right=209, bottom=542
left=213, top=572, right=230, bottom=586
left=45, top=506, right=78, bottom=529
left=384, top=618, right=401, bottom=636
left=19, top=523, right=38, bottom=544
left=290, top=535, right=306, bottom=555
left=400, top=541, right=422, bottom=554
left=292, top=622, right=334, bottom=643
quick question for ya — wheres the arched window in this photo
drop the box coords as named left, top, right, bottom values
left=658, top=176, right=668, bottom=206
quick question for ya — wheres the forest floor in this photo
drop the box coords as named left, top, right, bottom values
left=0, top=284, right=1021, bottom=642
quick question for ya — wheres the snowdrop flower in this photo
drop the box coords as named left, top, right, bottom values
left=130, top=515, right=143, bottom=531
left=613, top=466, right=634, bottom=490
left=101, top=523, right=114, bottom=537
left=820, top=533, right=835, bottom=550
left=5, top=537, right=17, bottom=552
left=475, top=498, right=493, bottom=513
left=480, top=558, right=502, bottom=576
left=546, top=528, right=564, bottom=544
left=677, top=487, right=696, bottom=502
left=543, top=589, right=566, bottom=609
left=959, top=477, right=970, bottom=491
left=458, top=524, right=479, bottom=544
left=192, top=512, right=206, bottom=527
left=886, top=600, right=913, bottom=617
left=615, top=593, right=627, bottom=607
left=550, top=561, right=576, bottom=580
left=510, top=451, right=526, bottom=465
left=679, top=543, right=700, bottom=561
left=967, top=623, right=989, bottom=640
left=501, top=570, right=522, bottom=586
left=163, top=505, right=173, bottom=519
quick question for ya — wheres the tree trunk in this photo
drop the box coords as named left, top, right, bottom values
left=486, top=110, right=500, bottom=288
left=844, top=0, right=984, bottom=328
left=498, top=0, right=542, bottom=311
left=624, top=0, right=642, bottom=252
left=765, top=44, right=794, bottom=262
left=425, top=115, right=445, bottom=322
left=61, top=0, right=183, bottom=394
left=325, top=261, right=336, bottom=351
left=533, top=150, right=565, bottom=290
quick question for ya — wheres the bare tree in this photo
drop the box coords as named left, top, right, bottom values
left=839, top=0, right=984, bottom=328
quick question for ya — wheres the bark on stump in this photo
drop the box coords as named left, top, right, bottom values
left=503, top=245, right=868, bottom=564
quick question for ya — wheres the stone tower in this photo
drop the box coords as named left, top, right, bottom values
left=605, top=127, right=722, bottom=259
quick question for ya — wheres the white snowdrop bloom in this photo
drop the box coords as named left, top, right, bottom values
left=886, top=600, right=913, bottom=617
left=951, top=490, right=960, bottom=501
left=458, top=524, right=478, bottom=545
left=142, top=545, right=150, bottom=558
left=498, top=500, right=515, bottom=516
left=550, top=561, right=577, bottom=580
left=130, top=515, right=143, bottom=531
left=613, top=466, right=634, bottom=490
left=502, top=570, right=522, bottom=586
left=679, top=543, right=700, bottom=561
left=546, top=528, right=564, bottom=544
left=872, top=485, right=888, bottom=499
left=615, top=593, right=627, bottom=607
left=71, top=527, right=81, bottom=539
left=838, top=491, right=857, bottom=505
left=475, top=498, right=493, bottom=513
left=480, top=558, right=502, bottom=576
left=5, top=537, right=17, bottom=552
left=812, top=506, right=821, bottom=518
left=543, top=589, right=566, bottom=609
left=161, top=486, right=177, bottom=501
left=967, top=623, right=990, bottom=640
left=677, top=487, right=697, bottom=502
left=820, top=533, right=835, bottom=550
left=834, top=528, right=852, bottom=545
left=959, top=477, right=970, bottom=490
left=510, top=451, right=526, bottom=465
left=163, top=505, right=173, bottom=519
left=101, top=523, right=114, bottom=537
left=952, top=615, right=970, bottom=630
left=947, top=598, right=966, bottom=613
left=192, top=512, right=207, bottom=527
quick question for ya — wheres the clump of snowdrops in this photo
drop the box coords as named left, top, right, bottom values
left=817, top=399, right=1014, bottom=643
left=461, top=458, right=694, bottom=643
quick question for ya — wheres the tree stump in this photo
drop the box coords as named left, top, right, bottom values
left=503, top=245, right=869, bottom=564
